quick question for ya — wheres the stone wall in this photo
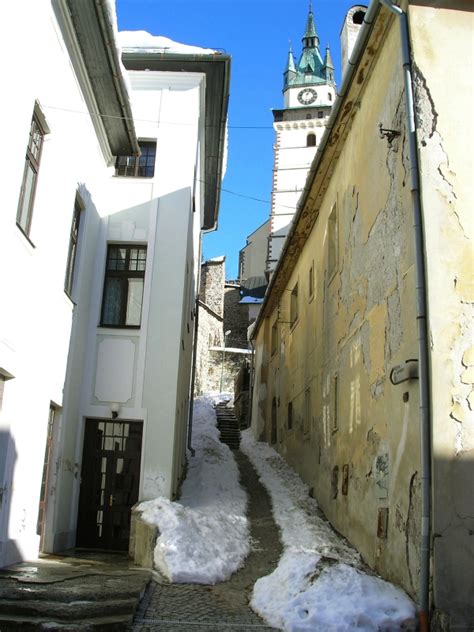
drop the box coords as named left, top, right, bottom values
left=199, top=258, right=225, bottom=317
left=224, top=284, right=249, bottom=349
left=195, top=302, right=223, bottom=395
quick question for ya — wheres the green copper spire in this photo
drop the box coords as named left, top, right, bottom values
left=323, top=44, right=335, bottom=84
left=302, top=1, right=320, bottom=50
left=283, top=42, right=297, bottom=88
left=282, top=2, right=335, bottom=93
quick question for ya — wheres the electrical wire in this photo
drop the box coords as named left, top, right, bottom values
left=42, top=103, right=304, bottom=210
left=42, top=104, right=274, bottom=129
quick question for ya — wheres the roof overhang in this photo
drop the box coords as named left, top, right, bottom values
left=58, top=0, right=139, bottom=158
left=121, top=51, right=231, bottom=231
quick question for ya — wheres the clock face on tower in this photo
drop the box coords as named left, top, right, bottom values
left=297, top=88, right=317, bottom=105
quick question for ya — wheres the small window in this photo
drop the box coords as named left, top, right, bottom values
left=318, top=111, right=324, bottom=119
left=327, top=203, right=338, bottom=279
left=100, top=245, right=147, bottom=327
left=306, top=113, right=312, bottom=120
left=64, top=196, right=83, bottom=297
left=306, top=133, right=316, bottom=147
left=287, top=401, right=293, bottom=431
left=271, top=320, right=278, bottom=356
left=290, top=283, right=298, bottom=327
left=328, top=93, right=332, bottom=102
left=333, top=374, right=339, bottom=431
left=308, top=262, right=314, bottom=300
left=115, top=141, right=156, bottom=178
left=304, top=388, right=311, bottom=434
left=16, top=108, right=47, bottom=237
left=271, top=397, right=277, bottom=444
left=353, top=10, right=365, bottom=25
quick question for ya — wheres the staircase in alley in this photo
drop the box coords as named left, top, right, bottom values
left=215, top=402, right=241, bottom=450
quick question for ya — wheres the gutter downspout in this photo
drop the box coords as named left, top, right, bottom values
left=187, top=297, right=199, bottom=457
left=378, top=4, right=431, bottom=627
left=248, top=338, right=255, bottom=429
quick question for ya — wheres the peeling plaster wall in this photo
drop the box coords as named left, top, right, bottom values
left=409, top=4, right=474, bottom=627
left=253, top=16, right=422, bottom=600
left=251, top=2, right=473, bottom=623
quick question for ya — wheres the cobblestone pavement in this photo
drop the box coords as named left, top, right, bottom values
left=133, top=450, right=282, bottom=631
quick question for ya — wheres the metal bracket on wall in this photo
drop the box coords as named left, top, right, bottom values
left=390, top=359, right=419, bottom=385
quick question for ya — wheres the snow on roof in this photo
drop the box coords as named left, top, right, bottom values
left=117, top=31, right=218, bottom=55
left=239, top=296, right=263, bottom=305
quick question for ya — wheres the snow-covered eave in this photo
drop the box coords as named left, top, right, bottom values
left=56, top=0, right=139, bottom=161
left=121, top=46, right=231, bottom=232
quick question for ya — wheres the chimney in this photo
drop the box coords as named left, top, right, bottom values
left=340, top=5, right=367, bottom=79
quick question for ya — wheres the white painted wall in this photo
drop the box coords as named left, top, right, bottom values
left=0, top=1, right=211, bottom=562
left=50, top=70, right=207, bottom=549
left=0, top=0, right=115, bottom=565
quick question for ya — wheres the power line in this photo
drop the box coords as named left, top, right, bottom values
left=42, top=104, right=301, bottom=211
left=42, top=104, right=273, bottom=129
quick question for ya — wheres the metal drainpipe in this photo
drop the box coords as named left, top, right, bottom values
left=248, top=338, right=255, bottom=429
left=379, top=2, right=432, bottom=628
left=187, top=297, right=200, bottom=457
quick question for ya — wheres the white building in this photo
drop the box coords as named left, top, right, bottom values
left=0, top=0, right=229, bottom=564
left=266, top=4, right=337, bottom=275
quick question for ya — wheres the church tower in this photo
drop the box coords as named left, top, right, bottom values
left=266, top=2, right=336, bottom=275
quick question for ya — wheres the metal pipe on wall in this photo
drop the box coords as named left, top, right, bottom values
left=378, top=2, right=432, bottom=628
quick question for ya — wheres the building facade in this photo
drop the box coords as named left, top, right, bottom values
left=250, top=1, right=473, bottom=628
left=0, top=0, right=229, bottom=565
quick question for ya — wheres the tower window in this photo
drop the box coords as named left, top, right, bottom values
left=306, top=113, right=312, bottom=120
left=353, top=10, right=365, bottom=24
left=306, top=133, right=316, bottom=147
left=328, top=93, right=332, bottom=102
left=318, top=111, right=324, bottom=119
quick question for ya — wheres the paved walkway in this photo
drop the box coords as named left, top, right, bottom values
left=133, top=450, right=282, bottom=631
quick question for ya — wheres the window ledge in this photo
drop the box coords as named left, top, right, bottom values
left=16, top=223, right=36, bottom=249
left=98, top=325, right=141, bottom=332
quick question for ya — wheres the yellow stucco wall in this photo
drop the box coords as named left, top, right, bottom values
left=252, top=4, right=473, bottom=617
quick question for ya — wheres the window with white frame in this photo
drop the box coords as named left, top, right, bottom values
left=115, top=140, right=156, bottom=178
left=64, top=196, right=83, bottom=298
left=100, top=245, right=147, bottom=327
left=16, top=107, right=48, bottom=237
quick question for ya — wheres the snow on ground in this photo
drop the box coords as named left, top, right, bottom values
left=240, top=431, right=416, bottom=632
left=137, top=394, right=249, bottom=584
left=137, top=394, right=415, bottom=630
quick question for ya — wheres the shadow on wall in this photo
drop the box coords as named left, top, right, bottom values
left=432, top=451, right=474, bottom=629
left=0, top=430, right=20, bottom=568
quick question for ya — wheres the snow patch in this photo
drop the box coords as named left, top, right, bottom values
left=240, top=430, right=416, bottom=631
left=137, top=394, right=249, bottom=584
left=117, top=31, right=218, bottom=55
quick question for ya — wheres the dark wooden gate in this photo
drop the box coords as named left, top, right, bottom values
left=76, top=419, right=143, bottom=551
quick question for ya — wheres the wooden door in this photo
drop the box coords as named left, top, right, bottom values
left=76, top=420, right=142, bottom=551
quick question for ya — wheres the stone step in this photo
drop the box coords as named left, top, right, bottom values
left=0, top=597, right=137, bottom=620
left=0, top=612, right=133, bottom=630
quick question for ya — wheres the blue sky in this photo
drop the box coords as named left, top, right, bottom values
left=116, top=0, right=360, bottom=278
